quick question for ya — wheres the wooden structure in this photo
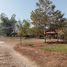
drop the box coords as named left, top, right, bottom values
left=44, top=30, right=58, bottom=43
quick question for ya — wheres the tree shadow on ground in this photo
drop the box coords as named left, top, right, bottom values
left=45, top=40, right=67, bottom=44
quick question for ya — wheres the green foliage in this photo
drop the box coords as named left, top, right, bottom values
left=30, top=27, right=44, bottom=38
left=31, top=0, right=66, bottom=30
left=18, top=20, right=30, bottom=37
left=0, top=13, right=17, bottom=36
left=18, top=19, right=44, bottom=38
left=31, top=10, right=48, bottom=27
left=31, top=0, right=67, bottom=39
left=23, top=20, right=30, bottom=28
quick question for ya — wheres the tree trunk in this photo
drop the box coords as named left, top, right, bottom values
left=44, top=24, right=46, bottom=43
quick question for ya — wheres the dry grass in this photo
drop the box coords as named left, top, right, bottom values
left=0, top=37, right=67, bottom=67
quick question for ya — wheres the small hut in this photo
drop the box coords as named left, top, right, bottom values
left=44, top=30, right=58, bottom=43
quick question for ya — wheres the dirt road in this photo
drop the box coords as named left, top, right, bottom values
left=0, top=41, right=38, bottom=67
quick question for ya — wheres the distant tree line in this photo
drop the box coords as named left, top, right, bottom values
left=0, top=13, right=44, bottom=38
left=0, top=13, right=17, bottom=36
left=0, top=0, right=67, bottom=40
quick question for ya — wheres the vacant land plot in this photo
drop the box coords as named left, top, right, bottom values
left=0, top=37, right=67, bottom=67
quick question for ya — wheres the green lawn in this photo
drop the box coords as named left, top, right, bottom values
left=42, top=44, right=67, bottom=53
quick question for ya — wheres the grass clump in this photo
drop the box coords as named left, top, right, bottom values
left=42, top=44, right=67, bottom=53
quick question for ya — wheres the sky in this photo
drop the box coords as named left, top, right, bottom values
left=52, top=0, right=67, bottom=18
left=0, top=0, right=67, bottom=20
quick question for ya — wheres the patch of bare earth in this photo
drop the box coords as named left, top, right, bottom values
left=1, top=37, right=67, bottom=67
left=0, top=40, right=38, bottom=67
left=15, top=42, right=67, bottom=67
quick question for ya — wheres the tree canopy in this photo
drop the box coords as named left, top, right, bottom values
left=31, top=0, right=66, bottom=31
left=0, top=13, right=17, bottom=36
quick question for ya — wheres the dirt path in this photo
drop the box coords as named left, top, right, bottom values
left=0, top=41, right=38, bottom=67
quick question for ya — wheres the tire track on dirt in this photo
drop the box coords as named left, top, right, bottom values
left=0, top=41, right=38, bottom=67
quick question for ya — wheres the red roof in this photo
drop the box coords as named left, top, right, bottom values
left=44, top=31, right=57, bottom=34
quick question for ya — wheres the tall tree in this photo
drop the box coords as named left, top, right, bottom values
left=31, top=0, right=66, bottom=30
left=0, top=13, right=17, bottom=36
left=18, top=19, right=30, bottom=37
left=31, top=0, right=55, bottom=28
left=31, top=0, right=56, bottom=41
left=31, top=0, right=67, bottom=41
left=10, top=14, right=17, bottom=33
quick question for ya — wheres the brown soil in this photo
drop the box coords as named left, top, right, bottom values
left=0, top=37, right=67, bottom=67
left=14, top=42, right=67, bottom=67
left=0, top=37, right=38, bottom=67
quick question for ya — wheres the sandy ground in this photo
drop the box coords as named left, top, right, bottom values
left=0, top=38, right=38, bottom=67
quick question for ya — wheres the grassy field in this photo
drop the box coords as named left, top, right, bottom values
left=42, top=44, right=67, bottom=53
